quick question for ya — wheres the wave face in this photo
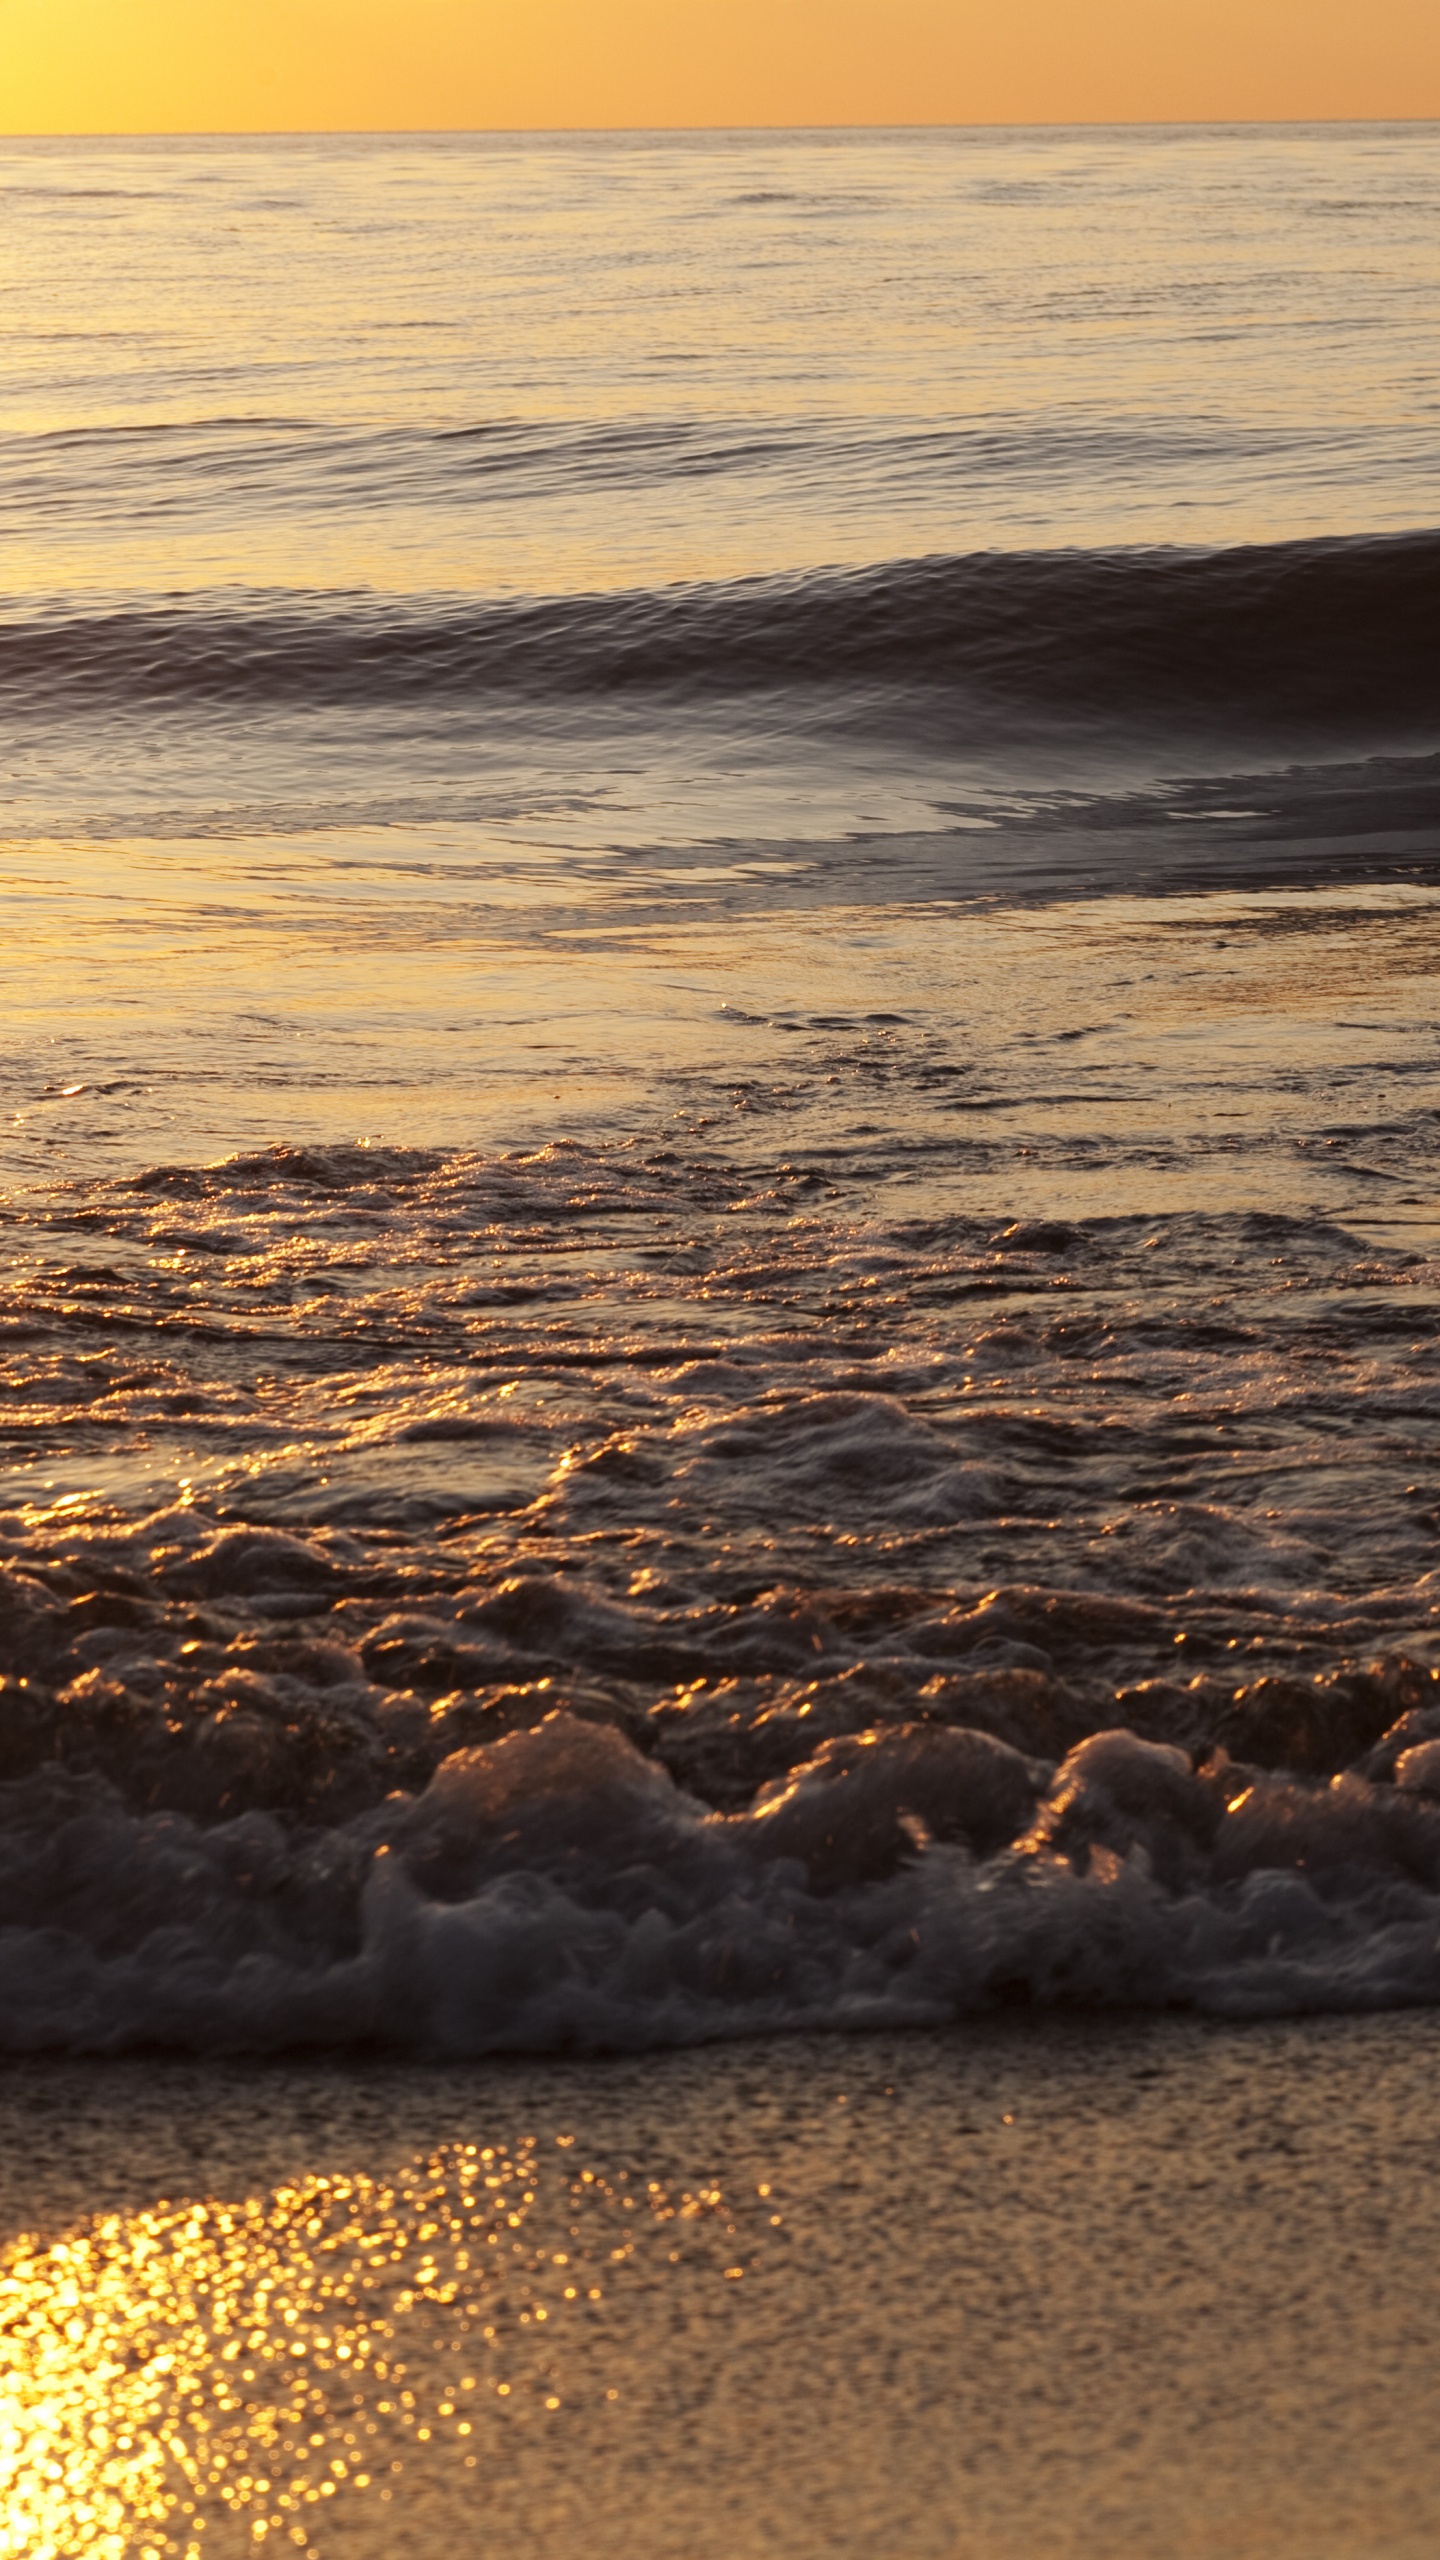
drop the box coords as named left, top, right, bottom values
left=3, top=1135, right=1440, bottom=2055
left=5, top=534, right=1437, bottom=746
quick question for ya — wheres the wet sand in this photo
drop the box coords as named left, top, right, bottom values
left=6, top=2010, right=1440, bottom=2558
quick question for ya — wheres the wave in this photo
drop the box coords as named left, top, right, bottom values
left=8, top=1704, right=1440, bottom=2056
left=3, top=1132, right=1440, bottom=2055
left=2, top=411, right=1373, bottom=520
left=3, top=530, right=1436, bottom=741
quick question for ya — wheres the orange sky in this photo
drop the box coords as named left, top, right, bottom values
left=2, top=0, right=1438, bottom=133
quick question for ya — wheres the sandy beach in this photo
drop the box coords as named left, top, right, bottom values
left=6, top=2010, right=1440, bottom=2558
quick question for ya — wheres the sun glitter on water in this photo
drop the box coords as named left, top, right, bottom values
left=0, top=2138, right=743, bottom=2557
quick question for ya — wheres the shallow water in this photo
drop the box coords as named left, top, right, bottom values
left=2, top=125, right=1439, bottom=2059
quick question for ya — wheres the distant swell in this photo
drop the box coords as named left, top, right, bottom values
left=4, top=529, right=1437, bottom=739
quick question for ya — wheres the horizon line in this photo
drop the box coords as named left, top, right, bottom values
left=4, top=113, right=1439, bottom=141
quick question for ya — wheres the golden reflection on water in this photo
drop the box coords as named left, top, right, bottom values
left=0, top=2140, right=738, bottom=2559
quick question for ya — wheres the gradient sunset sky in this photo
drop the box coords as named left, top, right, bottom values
left=3, top=0, right=1437, bottom=133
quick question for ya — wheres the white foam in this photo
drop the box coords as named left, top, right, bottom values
left=5, top=1711, right=1440, bottom=2053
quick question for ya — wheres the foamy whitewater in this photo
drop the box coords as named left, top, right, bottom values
left=2, top=123, right=1440, bottom=2053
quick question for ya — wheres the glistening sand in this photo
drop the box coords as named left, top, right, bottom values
left=5, top=2014, right=1440, bottom=2559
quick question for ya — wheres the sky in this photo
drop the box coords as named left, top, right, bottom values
left=1, top=0, right=1438, bottom=133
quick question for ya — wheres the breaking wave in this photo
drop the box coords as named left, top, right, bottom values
left=10, top=1700, right=1440, bottom=2056
left=4, top=1135, right=1440, bottom=2054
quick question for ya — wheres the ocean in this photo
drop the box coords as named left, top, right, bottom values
left=2, top=120, right=1440, bottom=2556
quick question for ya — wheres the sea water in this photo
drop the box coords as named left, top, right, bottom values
left=1, top=124, right=1440, bottom=2059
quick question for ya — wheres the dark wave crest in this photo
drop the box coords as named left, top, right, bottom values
left=4, top=529, right=1436, bottom=741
